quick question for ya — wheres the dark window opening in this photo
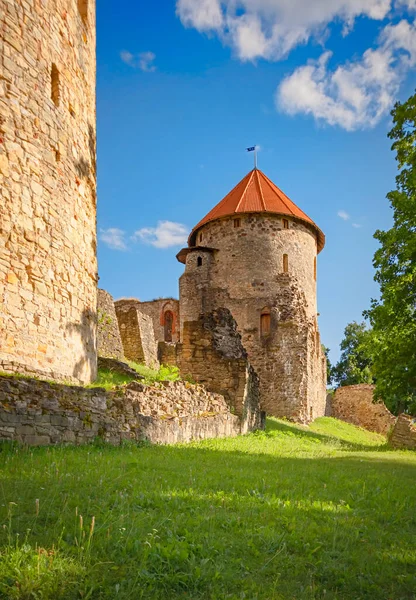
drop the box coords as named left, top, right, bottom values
left=234, top=218, right=241, bottom=228
left=51, top=64, right=60, bottom=107
left=197, top=256, right=202, bottom=267
left=283, top=219, right=289, bottom=229
left=260, top=309, right=271, bottom=337
left=283, top=254, right=288, bottom=273
left=199, top=232, right=203, bottom=243
left=164, top=311, right=173, bottom=342
left=314, top=256, right=317, bottom=281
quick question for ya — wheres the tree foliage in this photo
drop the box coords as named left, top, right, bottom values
left=331, top=322, right=374, bottom=388
left=322, top=345, right=333, bottom=387
left=364, top=91, right=416, bottom=414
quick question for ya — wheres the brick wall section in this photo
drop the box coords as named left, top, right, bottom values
left=115, top=298, right=180, bottom=343
left=177, top=308, right=263, bottom=433
left=97, top=289, right=124, bottom=360
left=331, top=384, right=396, bottom=435
left=0, top=0, right=97, bottom=384
left=390, top=415, right=416, bottom=450
left=0, top=374, right=243, bottom=446
left=178, top=214, right=326, bottom=423
left=115, top=304, right=159, bottom=369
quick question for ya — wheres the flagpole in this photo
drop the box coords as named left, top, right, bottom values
left=254, top=147, right=257, bottom=169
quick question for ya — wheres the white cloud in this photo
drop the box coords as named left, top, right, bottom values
left=352, top=223, right=363, bottom=228
left=177, top=0, right=416, bottom=130
left=276, top=19, right=416, bottom=130
left=120, top=50, right=156, bottom=72
left=100, top=228, right=127, bottom=251
left=133, top=221, right=188, bottom=248
left=337, top=210, right=350, bottom=221
left=176, top=0, right=393, bottom=61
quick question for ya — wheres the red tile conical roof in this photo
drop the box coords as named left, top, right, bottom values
left=189, top=168, right=325, bottom=252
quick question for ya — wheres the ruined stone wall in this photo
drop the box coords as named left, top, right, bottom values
left=0, top=374, right=242, bottom=446
left=97, top=289, right=124, bottom=360
left=331, top=385, right=396, bottom=435
left=115, top=303, right=159, bottom=368
left=115, top=298, right=180, bottom=344
left=390, top=414, right=416, bottom=450
left=179, top=214, right=326, bottom=422
left=0, top=0, right=97, bottom=384
left=158, top=341, right=178, bottom=366
left=177, top=308, right=263, bottom=433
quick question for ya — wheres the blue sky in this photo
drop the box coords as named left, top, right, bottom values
left=96, top=0, right=416, bottom=363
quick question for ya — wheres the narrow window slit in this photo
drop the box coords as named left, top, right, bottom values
left=51, top=64, right=60, bottom=107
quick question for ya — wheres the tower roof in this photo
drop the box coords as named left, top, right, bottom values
left=189, top=168, right=325, bottom=252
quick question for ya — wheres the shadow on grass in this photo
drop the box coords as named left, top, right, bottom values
left=0, top=438, right=415, bottom=599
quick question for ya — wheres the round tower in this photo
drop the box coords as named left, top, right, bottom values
left=0, top=0, right=97, bottom=383
left=177, top=168, right=327, bottom=422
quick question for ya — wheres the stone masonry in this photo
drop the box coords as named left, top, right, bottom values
left=115, top=302, right=159, bottom=369
left=331, top=384, right=396, bottom=435
left=179, top=212, right=327, bottom=423
left=390, top=414, right=416, bottom=450
left=176, top=308, right=263, bottom=433
left=0, top=373, right=248, bottom=446
left=0, top=0, right=98, bottom=383
left=115, top=298, right=180, bottom=343
left=97, top=289, right=124, bottom=360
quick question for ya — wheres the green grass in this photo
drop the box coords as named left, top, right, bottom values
left=0, top=417, right=415, bottom=599
left=88, top=363, right=181, bottom=390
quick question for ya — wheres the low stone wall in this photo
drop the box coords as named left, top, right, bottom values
left=390, top=414, right=416, bottom=450
left=331, top=384, right=396, bottom=435
left=0, top=374, right=243, bottom=446
left=97, top=289, right=124, bottom=360
left=177, top=308, right=263, bottom=433
left=158, top=341, right=178, bottom=366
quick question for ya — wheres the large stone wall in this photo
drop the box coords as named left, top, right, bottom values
left=390, top=414, right=416, bottom=450
left=331, top=384, right=396, bottom=435
left=0, top=374, right=246, bottom=446
left=97, top=289, right=124, bottom=360
left=176, top=308, right=263, bottom=433
left=0, top=0, right=98, bottom=384
left=115, top=303, right=159, bottom=368
left=179, top=213, right=326, bottom=422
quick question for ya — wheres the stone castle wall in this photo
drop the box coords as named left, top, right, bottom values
left=115, top=303, right=159, bottom=368
left=331, top=384, right=396, bottom=435
left=179, top=213, right=326, bottom=422
left=0, top=0, right=97, bottom=383
left=390, top=414, right=416, bottom=449
left=0, top=374, right=243, bottom=446
left=177, top=308, right=263, bottom=432
left=115, top=298, right=180, bottom=343
left=97, top=289, right=124, bottom=360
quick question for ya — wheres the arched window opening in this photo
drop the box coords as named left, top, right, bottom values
left=234, top=218, right=241, bottom=228
left=78, top=0, right=88, bottom=24
left=51, top=64, right=60, bottom=106
left=283, top=218, right=289, bottom=229
left=199, top=232, right=203, bottom=243
left=164, top=311, right=173, bottom=342
left=197, top=256, right=202, bottom=267
left=283, top=254, right=288, bottom=273
left=260, top=309, right=271, bottom=337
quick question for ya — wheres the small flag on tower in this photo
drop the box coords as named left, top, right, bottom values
left=246, top=146, right=256, bottom=152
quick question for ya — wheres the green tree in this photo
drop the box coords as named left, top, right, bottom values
left=332, top=322, right=373, bottom=388
left=322, top=345, right=333, bottom=386
left=364, top=91, right=416, bottom=414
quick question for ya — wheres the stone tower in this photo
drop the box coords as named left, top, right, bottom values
left=177, top=168, right=327, bottom=422
left=0, top=0, right=98, bottom=383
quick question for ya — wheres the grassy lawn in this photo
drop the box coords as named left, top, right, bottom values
left=0, top=417, right=415, bottom=599
left=88, top=363, right=181, bottom=390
